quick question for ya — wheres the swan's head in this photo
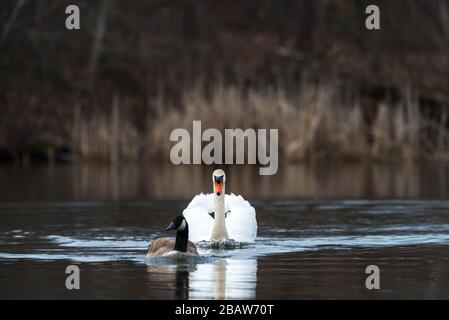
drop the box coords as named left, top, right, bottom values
left=212, top=169, right=226, bottom=196
left=166, top=215, right=187, bottom=232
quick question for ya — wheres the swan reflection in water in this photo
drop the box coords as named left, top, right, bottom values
left=146, top=258, right=257, bottom=300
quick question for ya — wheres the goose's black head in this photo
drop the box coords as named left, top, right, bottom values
left=167, top=215, right=190, bottom=253
left=166, top=215, right=187, bottom=232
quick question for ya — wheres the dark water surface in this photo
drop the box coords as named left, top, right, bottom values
left=1, top=162, right=449, bottom=201
left=1, top=164, right=449, bottom=299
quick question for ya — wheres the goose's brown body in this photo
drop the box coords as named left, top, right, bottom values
left=146, top=237, right=198, bottom=257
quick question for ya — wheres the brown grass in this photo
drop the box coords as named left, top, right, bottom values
left=72, top=96, right=142, bottom=163
left=70, top=82, right=449, bottom=164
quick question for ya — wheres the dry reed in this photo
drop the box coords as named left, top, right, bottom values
left=71, top=82, right=449, bottom=163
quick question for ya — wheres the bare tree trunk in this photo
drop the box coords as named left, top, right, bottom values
left=88, top=0, right=112, bottom=90
left=110, top=96, right=120, bottom=164
left=2, top=0, right=27, bottom=40
left=440, top=0, right=449, bottom=43
left=298, top=0, right=316, bottom=46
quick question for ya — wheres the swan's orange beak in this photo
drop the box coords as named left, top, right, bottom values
left=214, top=181, right=223, bottom=196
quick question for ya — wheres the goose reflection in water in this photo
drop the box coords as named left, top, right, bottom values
left=146, top=258, right=257, bottom=300
left=145, top=264, right=196, bottom=300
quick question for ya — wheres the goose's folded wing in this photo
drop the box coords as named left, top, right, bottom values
left=146, top=238, right=175, bottom=257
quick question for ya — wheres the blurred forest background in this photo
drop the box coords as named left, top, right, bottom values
left=1, top=0, right=449, bottom=165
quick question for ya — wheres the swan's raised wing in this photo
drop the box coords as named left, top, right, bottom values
left=183, top=193, right=257, bottom=243
left=183, top=193, right=214, bottom=242
left=224, top=194, right=257, bottom=243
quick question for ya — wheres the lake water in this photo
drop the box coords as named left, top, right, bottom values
left=0, top=163, right=449, bottom=299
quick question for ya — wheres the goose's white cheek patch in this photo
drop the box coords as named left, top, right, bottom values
left=177, top=219, right=187, bottom=231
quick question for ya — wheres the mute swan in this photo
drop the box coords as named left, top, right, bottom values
left=183, top=169, right=257, bottom=243
left=146, top=216, right=199, bottom=258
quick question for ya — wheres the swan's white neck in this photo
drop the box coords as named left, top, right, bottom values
left=210, top=193, right=229, bottom=240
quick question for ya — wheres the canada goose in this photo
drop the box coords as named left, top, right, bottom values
left=183, top=169, right=257, bottom=242
left=146, top=216, right=198, bottom=258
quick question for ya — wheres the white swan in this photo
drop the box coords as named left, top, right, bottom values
left=183, top=169, right=257, bottom=243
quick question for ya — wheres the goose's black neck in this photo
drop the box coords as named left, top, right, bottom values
left=174, top=224, right=189, bottom=252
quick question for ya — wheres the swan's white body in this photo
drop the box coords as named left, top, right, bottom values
left=183, top=193, right=257, bottom=243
